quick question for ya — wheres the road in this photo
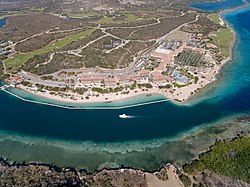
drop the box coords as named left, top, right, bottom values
left=13, top=13, right=199, bottom=88
left=18, top=71, right=72, bottom=88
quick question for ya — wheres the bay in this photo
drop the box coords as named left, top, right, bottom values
left=0, top=1, right=250, bottom=171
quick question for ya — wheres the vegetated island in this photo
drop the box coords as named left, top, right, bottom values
left=0, top=0, right=234, bottom=105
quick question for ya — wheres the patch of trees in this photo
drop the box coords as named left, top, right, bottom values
left=183, top=135, right=250, bottom=184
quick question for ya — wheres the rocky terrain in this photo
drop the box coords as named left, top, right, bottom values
left=193, top=171, right=250, bottom=187
left=0, top=158, right=184, bottom=187
left=1, top=119, right=250, bottom=187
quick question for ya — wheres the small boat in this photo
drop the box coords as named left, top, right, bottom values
left=119, top=114, right=129, bottom=119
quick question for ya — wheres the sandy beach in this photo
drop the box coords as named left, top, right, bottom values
left=1, top=11, right=236, bottom=108
left=14, top=65, right=226, bottom=106
left=13, top=43, right=236, bottom=107
left=16, top=84, right=169, bottom=104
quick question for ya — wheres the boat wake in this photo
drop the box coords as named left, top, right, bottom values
left=119, top=114, right=135, bottom=119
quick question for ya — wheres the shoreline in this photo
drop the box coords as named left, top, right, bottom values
left=2, top=88, right=169, bottom=110
left=0, top=116, right=249, bottom=186
left=0, top=155, right=184, bottom=187
left=2, top=27, right=236, bottom=110
left=184, top=10, right=237, bottom=104
left=0, top=134, right=249, bottom=186
left=2, top=27, right=237, bottom=109
left=1, top=45, right=234, bottom=110
left=0, top=1, right=250, bottom=186
left=0, top=2, right=242, bottom=110
left=0, top=112, right=249, bottom=172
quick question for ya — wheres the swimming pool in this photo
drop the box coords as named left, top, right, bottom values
left=172, top=71, right=179, bottom=77
left=176, top=77, right=187, bottom=82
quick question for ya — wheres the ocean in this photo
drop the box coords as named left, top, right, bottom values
left=0, top=1, right=250, bottom=171
left=189, top=0, right=245, bottom=12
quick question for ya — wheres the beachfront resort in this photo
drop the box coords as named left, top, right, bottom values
left=0, top=8, right=233, bottom=104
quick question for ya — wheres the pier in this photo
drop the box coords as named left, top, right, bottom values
left=0, top=85, right=11, bottom=90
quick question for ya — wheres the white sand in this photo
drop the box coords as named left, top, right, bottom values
left=146, top=164, right=184, bottom=187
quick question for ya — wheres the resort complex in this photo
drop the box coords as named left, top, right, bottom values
left=0, top=5, right=233, bottom=104
left=1, top=0, right=250, bottom=186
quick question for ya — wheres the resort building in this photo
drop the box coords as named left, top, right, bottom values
left=119, top=76, right=131, bottom=85
left=127, top=74, right=141, bottom=82
left=112, top=40, right=123, bottom=47
left=150, top=71, right=172, bottom=85
left=79, top=76, right=104, bottom=86
left=138, top=70, right=150, bottom=81
left=92, top=76, right=105, bottom=84
left=6, top=75, right=23, bottom=86
left=127, top=70, right=150, bottom=83
left=102, top=39, right=124, bottom=49
left=79, top=77, right=94, bottom=85
left=206, top=43, right=218, bottom=49
left=104, top=78, right=118, bottom=87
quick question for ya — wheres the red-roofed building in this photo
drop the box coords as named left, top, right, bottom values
left=104, top=78, right=118, bottom=87
left=6, top=75, right=23, bottom=85
left=151, top=72, right=172, bottom=85
left=79, top=76, right=105, bottom=85
left=119, top=76, right=131, bottom=84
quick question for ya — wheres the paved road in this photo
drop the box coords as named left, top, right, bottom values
left=18, top=71, right=73, bottom=88
left=13, top=13, right=199, bottom=88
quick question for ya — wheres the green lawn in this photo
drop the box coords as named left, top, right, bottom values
left=124, top=13, right=138, bottom=21
left=208, top=13, right=221, bottom=25
left=208, top=13, right=232, bottom=57
left=65, top=11, right=100, bottom=18
left=211, top=27, right=232, bottom=57
left=5, top=28, right=96, bottom=70
left=96, top=13, right=138, bottom=24
left=96, top=16, right=114, bottom=24
left=173, top=82, right=192, bottom=88
left=28, top=7, right=45, bottom=12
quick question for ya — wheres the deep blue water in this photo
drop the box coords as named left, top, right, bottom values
left=0, top=2, right=250, bottom=144
left=0, top=90, right=230, bottom=142
left=190, top=0, right=244, bottom=12
left=0, top=18, right=6, bottom=27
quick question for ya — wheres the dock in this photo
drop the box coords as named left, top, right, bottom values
left=0, top=84, right=11, bottom=90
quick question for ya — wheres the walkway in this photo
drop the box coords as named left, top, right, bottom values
left=0, top=84, right=11, bottom=90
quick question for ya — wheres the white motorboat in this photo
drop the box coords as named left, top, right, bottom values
left=119, top=114, right=129, bottom=119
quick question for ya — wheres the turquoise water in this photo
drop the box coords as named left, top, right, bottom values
left=1, top=88, right=231, bottom=142
left=176, top=77, right=187, bottom=82
left=190, top=0, right=245, bottom=12
left=6, top=87, right=167, bottom=109
left=0, top=1, right=250, bottom=170
left=1, top=5, right=249, bottom=142
left=172, top=71, right=179, bottom=77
